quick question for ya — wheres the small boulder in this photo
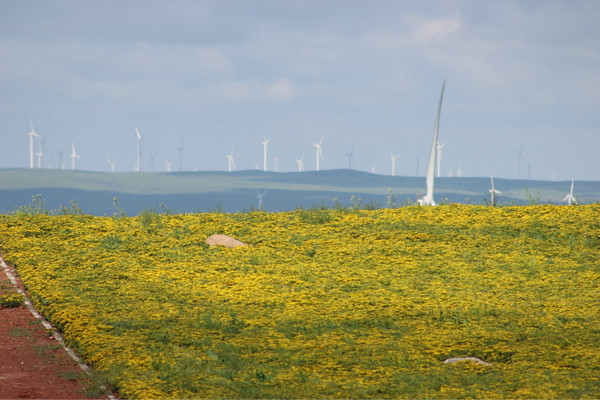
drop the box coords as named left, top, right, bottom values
left=443, top=357, right=491, bottom=366
left=205, top=234, right=247, bottom=249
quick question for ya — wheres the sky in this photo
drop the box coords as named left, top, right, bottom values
left=1, top=0, right=599, bottom=180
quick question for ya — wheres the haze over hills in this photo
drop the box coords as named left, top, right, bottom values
left=1, top=169, right=598, bottom=216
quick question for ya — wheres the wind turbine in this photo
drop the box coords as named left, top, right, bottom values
left=36, top=139, right=44, bottom=169
left=226, top=148, right=235, bottom=172
left=273, top=157, right=279, bottom=172
left=418, top=80, right=445, bottom=206
left=390, top=152, right=400, bottom=176
left=296, top=153, right=304, bottom=172
left=346, top=145, right=354, bottom=169
left=70, top=142, right=80, bottom=170
left=256, top=189, right=266, bottom=209
left=58, top=149, right=65, bottom=170
left=262, top=136, right=269, bottom=171
left=165, top=160, right=173, bottom=172
left=135, top=127, right=143, bottom=172
left=489, top=175, right=501, bottom=205
left=436, top=141, right=446, bottom=178
left=107, top=154, right=115, bottom=172
left=177, top=144, right=184, bottom=172
left=563, top=179, right=577, bottom=205
left=27, top=120, right=40, bottom=169
left=314, top=136, right=323, bottom=171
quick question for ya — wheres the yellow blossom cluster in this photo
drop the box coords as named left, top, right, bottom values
left=0, top=204, right=599, bottom=398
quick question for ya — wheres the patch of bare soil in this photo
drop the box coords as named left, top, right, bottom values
left=0, top=261, right=106, bottom=399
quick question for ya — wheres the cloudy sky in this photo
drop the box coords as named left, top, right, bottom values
left=1, top=0, right=599, bottom=180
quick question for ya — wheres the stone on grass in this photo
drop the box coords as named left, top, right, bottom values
left=443, top=357, right=492, bottom=366
left=205, top=234, right=247, bottom=249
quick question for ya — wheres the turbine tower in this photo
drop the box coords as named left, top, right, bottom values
left=107, top=154, right=115, bottom=172
left=314, top=136, right=323, bottom=171
left=563, top=179, right=577, bottom=205
left=165, top=160, right=173, bottom=172
left=27, top=120, right=41, bottom=169
left=70, top=142, right=80, bottom=170
left=135, top=127, right=143, bottom=172
left=296, top=153, right=304, bottom=172
left=178, top=144, right=184, bottom=172
left=346, top=145, right=354, bottom=169
left=256, top=190, right=266, bottom=209
left=418, top=80, right=445, bottom=206
left=262, top=136, right=269, bottom=171
left=516, top=145, right=523, bottom=179
left=226, top=148, right=235, bottom=172
left=273, top=157, right=279, bottom=172
left=489, top=175, right=501, bottom=205
left=36, top=139, right=44, bottom=169
left=436, top=141, right=446, bottom=178
left=390, top=152, right=400, bottom=176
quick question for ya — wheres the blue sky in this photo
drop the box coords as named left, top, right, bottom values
left=1, top=0, right=599, bottom=180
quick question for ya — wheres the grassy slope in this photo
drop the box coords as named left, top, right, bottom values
left=1, top=205, right=599, bottom=398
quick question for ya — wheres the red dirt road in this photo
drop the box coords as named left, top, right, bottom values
left=1, top=261, right=107, bottom=399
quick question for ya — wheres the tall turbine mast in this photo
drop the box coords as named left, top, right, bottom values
left=489, top=175, right=501, bottom=205
left=314, top=136, right=323, bottom=171
left=256, top=189, right=266, bottom=209
left=135, top=127, right=143, bottom=172
left=296, top=153, right=304, bottom=172
left=563, top=179, right=577, bottom=205
left=36, top=139, right=44, bottom=169
left=27, top=120, right=41, bottom=169
left=262, top=136, right=269, bottom=171
left=436, top=141, right=446, bottom=178
left=418, top=80, right=445, bottom=206
left=70, top=142, right=80, bottom=170
left=226, top=147, right=235, bottom=172
left=390, top=152, right=400, bottom=176
left=178, top=144, right=184, bottom=172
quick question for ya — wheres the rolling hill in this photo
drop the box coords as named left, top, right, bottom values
left=1, top=168, right=598, bottom=215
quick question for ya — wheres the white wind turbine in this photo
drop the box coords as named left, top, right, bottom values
left=418, top=80, right=445, bottom=206
left=226, top=148, right=235, bottom=172
left=135, top=127, right=143, bottom=172
left=296, top=153, right=304, bottom=172
left=165, top=160, right=173, bottom=172
left=27, top=120, right=40, bottom=169
left=177, top=144, right=184, bottom=172
left=390, top=152, right=400, bottom=176
left=262, top=136, right=269, bottom=171
left=273, top=157, right=279, bottom=172
left=36, top=139, right=44, bottom=169
left=314, top=136, right=323, bottom=171
left=436, top=141, right=446, bottom=178
left=489, top=175, right=501, bottom=205
left=346, top=145, right=354, bottom=170
left=70, top=142, right=80, bottom=170
left=563, top=179, right=577, bottom=205
left=107, top=154, right=115, bottom=172
left=256, top=189, right=266, bottom=209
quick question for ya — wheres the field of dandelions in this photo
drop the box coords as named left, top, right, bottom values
left=1, top=203, right=599, bottom=398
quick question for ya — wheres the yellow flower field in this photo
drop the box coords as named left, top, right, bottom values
left=1, top=204, right=599, bottom=398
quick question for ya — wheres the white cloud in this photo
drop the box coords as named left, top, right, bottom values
left=410, top=16, right=462, bottom=43
left=206, top=78, right=303, bottom=101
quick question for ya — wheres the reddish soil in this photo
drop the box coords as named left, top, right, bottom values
left=1, top=263, right=107, bottom=399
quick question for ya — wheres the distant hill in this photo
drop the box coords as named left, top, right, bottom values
left=1, top=168, right=598, bottom=215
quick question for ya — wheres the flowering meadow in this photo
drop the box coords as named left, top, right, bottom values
left=1, top=204, right=599, bottom=398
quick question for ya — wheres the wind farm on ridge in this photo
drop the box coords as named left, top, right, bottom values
left=11, top=81, right=597, bottom=214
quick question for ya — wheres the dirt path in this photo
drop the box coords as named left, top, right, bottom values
left=1, top=258, right=110, bottom=399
